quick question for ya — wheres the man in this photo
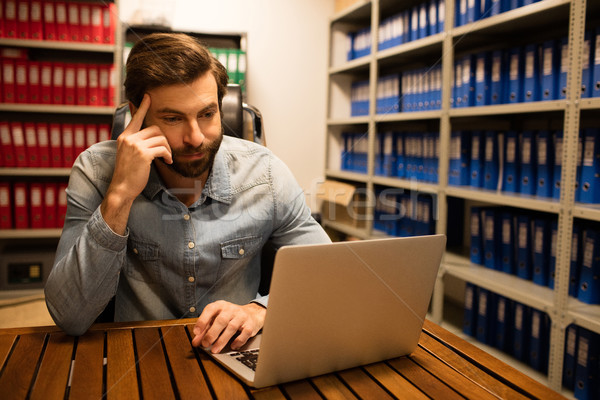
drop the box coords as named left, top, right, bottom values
left=45, top=33, right=330, bottom=353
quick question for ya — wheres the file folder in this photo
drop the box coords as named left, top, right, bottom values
left=489, top=50, right=504, bottom=105
left=570, top=224, right=582, bottom=298
left=418, top=3, right=428, bottom=39
left=449, top=131, right=470, bottom=186
left=470, top=207, right=484, bottom=265
left=64, top=63, right=76, bottom=105
left=529, top=309, right=549, bottom=372
left=67, top=2, right=80, bottom=42
left=0, top=122, right=16, bottom=167
left=36, top=123, right=51, bottom=168
left=502, top=130, right=520, bottom=193
left=581, top=31, right=593, bottom=99
left=11, top=122, right=27, bottom=168
left=49, top=123, right=62, bottom=168
left=558, top=37, right=569, bottom=99
left=536, top=130, right=554, bottom=198
left=541, top=40, right=558, bottom=101
left=462, top=55, right=475, bottom=107
left=483, top=131, right=500, bottom=190
left=428, top=0, right=438, bottom=36
left=483, top=208, right=500, bottom=270
left=394, top=132, right=405, bottom=178
left=574, top=328, right=600, bottom=400
left=500, top=210, right=516, bottom=274
left=30, top=184, right=44, bottom=229
left=494, top=295, right=512, bottom=352
left=523, top=44, right=540, bottom=102
left=23, top=123, right=40, bottom=168
left=0, top=183, right=12, bottom=229
left=44, top=183, right=58, bottom=228
left=553, top=130, right=563, bottom=200
left=457, top=0, right=467, bottom=27
left=476, top=287, right=494, bottom=345
left=453, top=60, right=464, bottom=107
left=28, top=61, right=41, bottom=104
left=578, top=229, right=600, bottom=305
left=474, top=52, right=490, bottom=106
left=463, top=282, right=478, bottom=337
left=43, top=0, right=57, bottom=40
left=520, top=130, right=537, bottom=195
left=437, top=0, right=445, bottom=32
left=4, top=0, right=17, bottom=38
left=13, top=183, right=29, bottom=229
left=507, top=47, right=523, bottom=103
left=16, top=0, right=29, bottom=39
left=470, top=131, right=484, bottom=188
left=579, top=128, right=600, bottom=204
left=516, top=214, right=533, bottom=280
left=549, top=220, right=558, bottom=289
left=512, top=302, right=530, bottom=363
left=576, top=133, right=584, bottom=202
left=532, top=217, right=550, bottom=286
left=593, top=28, right=600, bottom=98
left=563, top=324, right=578, bottom=390
left=85, top=124, right=98, bottom=148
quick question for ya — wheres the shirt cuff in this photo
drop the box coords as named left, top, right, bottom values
left=88, top=207, right=129, bottom=252
left=251, top=294, right=269, bottom=308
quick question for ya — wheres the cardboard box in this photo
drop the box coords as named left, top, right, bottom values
left=335, top=0, right=365, bottom=13
left=317, top=180, right=368, bottom=228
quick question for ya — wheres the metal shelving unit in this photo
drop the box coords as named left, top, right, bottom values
left=324, top=0, right=598, bottom=392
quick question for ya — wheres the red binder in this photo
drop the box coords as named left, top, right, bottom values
left=29, top=0, right=43, bottom=40
left=0, top=122, right=16, bottom=167
left=24, top=122, right=40, bottom=167
left=4, top=0, right=18, bottom=39
left=30, top=183, right=44, bottom=229
left=108, top=64, right=116, bottom=106
left=88, top=64, right=99, bottom=106
left=57, top=182, right=67, bottom=228
left=61, top=123, right=74, bottom=167
left=85, top=123, right=97, bottom=147
left=98, top=64, right=109, bottom=106
left=36, top=122, right=51, bottom=168
left=0, top=183, right=12, bottom=229
left=13, top=182, right=29, bottom=229
left=79, top=2, right=90, bottom=42
left=0, top=1, right=4, bottom=38
left=90, top=4, right=102, bottom=44
left=15, top=60, right=28, bottom=103
left=102, top=2, right=115, bottom=44
left=73, top=123, right=85, bottom=159
left=2, top=59, right=16, bottom=103
left=40, top=61, right=52, bottom=104
left=42, top=0, right=57, bottom=40
left=52, top=61, right=64, bottom=104
left=63, top=62, right=76, bottom=105
left=28, top=61, right=41, bottom=104
left=43, top=182, right=57, bottom=228
left=49, top=123, right=62, bottom=167
left=54, top=1, right=68, bottom=41
left=98, top=123, right=110, bottom=142
left=66, top=2, right=79, bottom=42
left=17, top=0, right=30, bottom=39
left=76, top=63, right=87, bottom=105
left=11, top=122, right=28, bottom=167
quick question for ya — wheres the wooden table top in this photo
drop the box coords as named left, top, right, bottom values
left=0, top=318, right=566, bottom=399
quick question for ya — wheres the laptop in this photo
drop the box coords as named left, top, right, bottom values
left=206, top=234, right=446, bottom=388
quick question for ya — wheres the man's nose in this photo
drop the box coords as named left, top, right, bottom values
left=184, top=119, right=205, bottom=147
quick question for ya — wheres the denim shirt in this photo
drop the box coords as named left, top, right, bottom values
left=45, top=135, right=330, bottom=335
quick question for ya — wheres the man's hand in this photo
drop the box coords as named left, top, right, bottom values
left=191, top=301, right=266, bottom=353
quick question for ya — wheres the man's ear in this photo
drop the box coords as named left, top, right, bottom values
left=128, top=101, right=138, bottom=117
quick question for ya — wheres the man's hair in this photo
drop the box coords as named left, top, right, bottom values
left=124, top=33, right=229, bottom=110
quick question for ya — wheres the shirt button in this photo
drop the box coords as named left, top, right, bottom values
left=188, top=242, right=195, bottom=249
left=238, top=248, right=245, bottom=255
left=183, top=214, right=190, bottom=221
left=189, top=306, right=196, bottom=313
left=188, top=276, right=195, bottom=283
left=133, top=248, right=138, bottom=254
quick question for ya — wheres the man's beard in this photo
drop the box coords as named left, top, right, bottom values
left=167, top=133, right=223, bottom=178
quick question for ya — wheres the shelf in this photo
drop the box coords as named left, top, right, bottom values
left=372, top=176, right=438, bottom=194
left=329, top=56, right=371, bottom=75
left=375, top=110, right=442, bottom=122
left=580, top=97, right=600, bottom=110
left=449, top=101, right=566, bottom=118
left=0, top=168, right=71, bottom=177
left=573, top=204, right=600, bottom=222
left=0, top=229, right=62, bottom=239
left=0, top=38, right=118, bottom=53
left=442, top=252, right=555, bottom=313
left=568, top=298, right=600, bottom=334
left=0, top=104, right=115, bottom=115
left=325, top=169, right=370, bottom=183
left=327, top=116, right=371, bottom=125
left=331, top=0, right=372, bottom=24
left=445, top=186, right=561, bottom=213
left=376, top=33, right=444, bottom=67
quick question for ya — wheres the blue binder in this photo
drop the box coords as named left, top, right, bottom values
left=476, top=287, right=494, bottom=345
left=516, top=214, right=533, bottom=280
left=418, top=3, right=429, bottom=39
left=470, top=130, right=485, bottom=188
left=507, top=46, right=523, bottom=103
left=536, top=130, right=554, bottom=198
left=558, top=36, right=569, bottom=99
left=341, top=132, right=353, bottom=171
left=453, top=59, right=464, bottom=108
left=520, top=130, right=537, bottom=195
left=474, top=52, right=490, bottom=106
left=576, top=133, right=584, bottom=202
left=500, top=210, right=516, bottom=274
left=449, top=131, right=471, bottom=185
left=376, top=131, right=395, bottom=176
left=463, top=282, right=478, bottom=336
left=505, top=0, right=522, bottom=11
left=578, top=229, right=600, bottom=305
left=541, top=40, right=558, bottom=101
left=532, top=217, right=550, bottom=286
left=593, top=28, right=600, bottom=98
left=581, top=30, right=593, bottom=99
left=428, top=0, right=438, bottom=36
left=529, top=309, right=549, bottom=372
left=574, top=327, right=600, bottom=400
left=483, top=208, right=501, bottom=270
left=489, top=0, right=502, bottom=16
left=456, top=0, right=467, bottom=27
left=562, top=324, right=578, bottom=390
left=494, top=295, right=512, bottom=352
left=549, top=220, right=558, bottom=289
left=462, top=55, right=475, bottom=107
left=570, top=224, right=582, bottom=298
left=410, top=6, right=419, bottom=42
left=483, top=130, right=500, bottom=190
left=437, top=0, right=445, bottom=32
left=579, top=128, right=600, bottom=204
left=466, top=0, right=481, bottom=24
left=489, top=50, right=504, bottom=105
left=553, top=130, right=564, bottom=200
left=502, top=130, right=520, bottom=193
left=523, top=43, right=540, bottom=102
left=470, top=207, right=484, bottom=265
left=512, top=302, right=530, bottom=362
left=394, top=132, right=405, bottom=178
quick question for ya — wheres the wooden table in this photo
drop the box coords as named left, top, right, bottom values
left=0, top=318, right=566, bottom=399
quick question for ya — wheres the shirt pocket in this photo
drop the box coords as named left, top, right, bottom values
left=125, top=238, right=161, bottom=282
left=218, top=235, right=263, bottom=280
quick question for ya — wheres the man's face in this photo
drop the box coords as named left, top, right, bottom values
left=144, top=72, right=223, bottom=179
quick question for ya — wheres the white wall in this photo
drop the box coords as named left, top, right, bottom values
left=120, top=0, right=335, bottom=210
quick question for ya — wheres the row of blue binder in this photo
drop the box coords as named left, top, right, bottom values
left=449, top=129, right=560, bottom=199
left=378, top=0, right=445, bottom=52
left=455, top=0, right=543, bottom=28
left=470, top=207, right=600, bottom=305
left=346, top=27, right=371, bottom=61
left=563, top=324, right=600, bottom=400
left=463, top=283, right=550, bottom=372
left=350, top=80, right=370, bottom=117
left=374, top=191, right=436, bottom=237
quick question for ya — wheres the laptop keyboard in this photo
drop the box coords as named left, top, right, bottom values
left=229, top=349, right=259, bottom=371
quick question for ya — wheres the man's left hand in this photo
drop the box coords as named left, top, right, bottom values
left=191, top=301, right=266, bottom=353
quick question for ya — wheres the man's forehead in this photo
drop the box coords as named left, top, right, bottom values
left=148, top=75, right=218, bottom=112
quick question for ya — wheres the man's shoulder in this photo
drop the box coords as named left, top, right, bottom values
left=220, top=135, right=271, bottom=156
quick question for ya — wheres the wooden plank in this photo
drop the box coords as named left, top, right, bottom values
left=29, top=333, right=74, bottom=400
left=134, top=327, right=176, bottom=400
left=0, top=334, right=17, bottom=369
left=387, top=357, right=464, bottom=400
left=185, top=325, right=250, bottom=399
left=281, top=380, right=322, bottom=399
left=337, top=368, right=394, bottom=400
left=410, top=346, right=500, bottom=399
left=418, top=330, right=529, bottom=399
left=69, top=331, right=105, bottom=400
left=422, top=320, right=567, bottom=400
left=312, top=374, right=359, bottom=399
left=364, top=362, right=429, bottom=399
left=160, top=325, right=213, bottom=399
left=106, top=329, right=139, bottom=400
left=0, top=333, right=46, bottom=399
left=250, top=385, right=288, bottom=400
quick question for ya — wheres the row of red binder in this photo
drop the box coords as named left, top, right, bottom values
left=1, top=57, right=116, bottom=106
left=1, top=0, right=116, bottom=44
left=0, top=121, right=110, bottom=168
left=0, top=181, right=67, bottom=229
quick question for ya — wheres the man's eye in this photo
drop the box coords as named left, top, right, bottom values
left=201, top=111, right=216, bottom=119
left=163, top=117, right=180, bottom=124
